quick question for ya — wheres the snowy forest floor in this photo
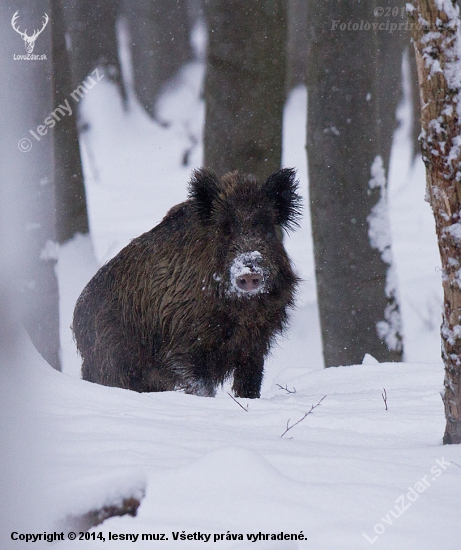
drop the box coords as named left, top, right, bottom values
left=4, top=56, right=461, bottom=549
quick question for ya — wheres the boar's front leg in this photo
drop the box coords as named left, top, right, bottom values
left=232, top=356, right=264, bottom=399
left=155, top=353, right=217, bottom=397
left=183, top=378, right=217, bottom=397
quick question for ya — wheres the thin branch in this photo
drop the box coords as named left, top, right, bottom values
left=276, top=383, right=296, bottom=394
left=382, top=388, right=388, bottom=411
left=227, top=392, right=248, bottom=412
left=280, top=395, right=326, bottom=438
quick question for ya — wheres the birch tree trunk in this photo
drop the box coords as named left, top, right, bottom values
left=409, top=0, right=461, bottom=444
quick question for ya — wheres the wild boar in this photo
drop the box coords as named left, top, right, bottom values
left=73, top=168, right=301, bottom=398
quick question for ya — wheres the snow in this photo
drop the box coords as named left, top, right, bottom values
left=3, top=33, right=459, bottom=550
left=368, top=155, right=391, bottom=263
left=443, top=221, right=461, bottom=242
left=3, top=332, right=461, bottom=550
left=367, top=155, right=403, bottom=352
left=228, top=251, right=267, bottom=296
left=418, top=0, right=461, bottom=118
left=39, top=239, right=60, bottom=261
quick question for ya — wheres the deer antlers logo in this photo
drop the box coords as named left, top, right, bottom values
left=11, top=11, right=49, bottom=54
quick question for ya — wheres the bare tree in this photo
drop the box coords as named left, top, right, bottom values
left=286, top=0, right=308, bottom=92
left=203, top=0, right=287, bottom=184
left=51, top=0, right=89, bottom=243
left=3, top=0, right=91, bottom=369
left=409, top=0, right=461, bottom=444
left=63, top=0, right=125, bottom=97
left=121, top=0, right=194, bottom=120
left=409, top=46, right=424, bottom=160
left=306, top=0, right=405, bottom=367
left=2, top=1, right=60, bottom=371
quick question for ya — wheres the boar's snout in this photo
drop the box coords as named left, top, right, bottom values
left=228, top=251, right=268, bottom=296
left=235, top=272, right=263, bottom=292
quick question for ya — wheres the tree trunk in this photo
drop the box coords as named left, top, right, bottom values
left=203, top=0, right=287, bottom=184
left=121, top=0, right=193, bottom=120
left=286, top=0, right=308, bottom=92
left=409, top=45, right=423, bottom=160
left=51, top=0, right=90, bottom=244
left=2, top=0, right=61, bottom=370
left=408, top=0, right=461, bottom=444
left=63, top=0, right=125, bottom=98
left=306, top=0, right=405, bottom=367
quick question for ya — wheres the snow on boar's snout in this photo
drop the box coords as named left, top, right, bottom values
left=229, top=251, right=266, bottom=295
left=73, top=168, right=302, bottom=399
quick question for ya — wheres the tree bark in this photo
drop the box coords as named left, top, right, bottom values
left=409, top=0, right=461, bottom=444
left=2, top=0, right=61, bottom=370
left=121, top=0, right=193, bottom=120
left=203, top=0, right=287, bottom=184
left=409, top=45, right=424, bottom=160
left=286, top=0, right=308, bottom=92
left=63, top=0, right=125, bottom=98
left=51, top=0, right=90, bottom=244
left=306, top=0, right=405, bottom=367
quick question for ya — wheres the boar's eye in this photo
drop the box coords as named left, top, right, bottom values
left=261, top=168, right=302, bottom=232
left=219, top=217, right=235, bottom=236
left=251, top=209, right=272, bottom=229
left=188, top=168, right=222, bottom=224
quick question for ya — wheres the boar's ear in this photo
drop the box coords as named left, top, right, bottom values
left=262, top=168, right=302, bottom=232
left=188, top=169, right=221, bottom=223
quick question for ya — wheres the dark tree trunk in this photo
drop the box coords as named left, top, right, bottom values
left=63, top=0, right=125, bottom=98
left=203, top=0, right=287, bottom=184
left=51, top=0, right=89, bottom=244
left=409, top=0, right=461, bottom=444
left=121, top=0, right=193, bottom=120
left=2, top=0, right=60, bottom=370
left=409, top=45, right=423, bottom=160
left=286, top=0, right=308, bottom=92
left=306, top=0, right=405, bottom=367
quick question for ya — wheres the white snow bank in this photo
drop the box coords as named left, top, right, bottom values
left=4, top=329, right=460, bottom=549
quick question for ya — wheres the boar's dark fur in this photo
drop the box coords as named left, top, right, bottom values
left=73, top=168, right=301, bottom=398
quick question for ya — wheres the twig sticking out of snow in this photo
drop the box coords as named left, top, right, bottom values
left=280, top=395, right=326, bottom=438
left=382, top=388, right=388, bottom=411
left=276, top=383, right=296, bottom=394
left=227, top=392, right=248, bottom=412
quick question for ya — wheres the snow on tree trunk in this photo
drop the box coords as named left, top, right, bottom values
left=408, top=0, right=461, bottom=444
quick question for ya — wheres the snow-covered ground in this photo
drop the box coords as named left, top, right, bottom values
left=3, top=43, right=460, bottom=550
left=4, top=335, right=461, bottom=550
